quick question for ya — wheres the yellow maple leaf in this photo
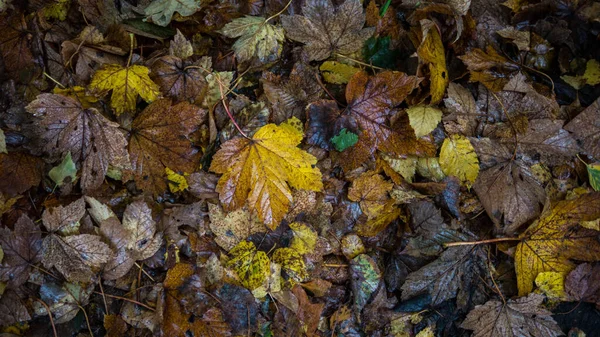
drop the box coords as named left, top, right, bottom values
left=226, top=240, right=270, bottom=290
left=418, top=19, right=448, bottom=104
left=53, top=86, right=98, bottom=109
left=210, top=123, right=323, bottom=229
left=515, top=192, right=600, bottom=295
left=89, top=64, right=160, bottom=115
left=439, top=135, right=479, bottom=187
left=289, top=222, right=317, bottom=255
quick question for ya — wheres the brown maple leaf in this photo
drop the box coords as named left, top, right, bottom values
left=26, top=93, right=130, bottom=193
left=151, top=55, right=209, bottom=105
left=0, top=14, right=36, bottom=80
left=307, top=71, right=435, bottom=160
left=41, top=198, right=113, bottom=282
left=565, top=97, right=600, bottom=159
left=462, top=293, right=563, bottom=337
left=0, top=290, right=30, bottom=327
left=126, top=98, right=206, bottom=195
left=0, top=215, right=42, bottom=288
left=281, top=0, right=375, bottom=61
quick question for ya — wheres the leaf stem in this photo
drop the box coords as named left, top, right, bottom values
left=34, top=298, right=58, bottom=337
left=265, top=0, right=293, bottom=23
left=217, top=73, right=250, bottom=139
left=93, top=292, right=156, bottom=311
left=334, top=53, right=385, bottom=71
left=126, top=33, right=134, bottom=68
left=444, top=237, right=520, bottom=247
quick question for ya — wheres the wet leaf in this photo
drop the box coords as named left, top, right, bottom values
left=0, top=215, right=42, bottom=288
left=272, top=247, right=309, bottom=283
left=210, top=122, right=323, bottom=229
left=462, top=293, right=563, bottom=337
left=406, top=105, right=442, bottom=138
left=0, top=291, right=30, bottom=326
left=127, top=99, right=205, bottom=195
left=226, top=240, right=270, bottom=290
left=515, top=192, right=600, bottom=295
left=0, top=152, right=43, bottom=197
left=587, top=163, right=600, bottom=191
left=89, top=64, right=160, bottom=115
left=165, top=167, right=188, bottom=193
left=26, top=94, right=130, bottom=193
left=151, top=55, right=208, bottom=105
left=320, top=61, right=361, bottom=84
left=564, top=97, right=600, bottom=159
left=439, top=135, right=479, bottom=187
left=289, top=222, right=317, bottom=255
left=350, top=254, right=381, bottom=317
left=281, top=0, right=375, bottom=61
left=330, top=128, right=359, bottom=152
left=49, top=152, right=77, bottom=186
left=144, top=0, right=202, bottom=27
left=208, top=203, right=265, bottom=251
left=417, top=19, right=449, bottom=104
left=122, top=200, right=163, bottom=260
left=36, top=282, right=93, bottom=324
left=219, top=16, right=284, bottom=64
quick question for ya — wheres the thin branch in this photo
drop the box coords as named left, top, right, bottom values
left=334, top=53, right=384, bottom=71
left=135, top=262, right=155, bottom=282
left=34, top=298, right=58, bottom=337
left=444, top=237, right=520, bottom=247
left=265, top=0, right=293, bottom=23
left=93, top=292, right=156, bottom=312
left=78, top=304, right=94, bottom=337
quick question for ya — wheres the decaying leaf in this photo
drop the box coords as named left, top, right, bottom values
left=89, top=64, right=160, bottom=115
left=281, top=0, right=375, bottom=61
left=439, top=135, right=479, bottom=187
left=0, top=215, right=42, bottom=288
left=0, top=152, right=43, bottom=197
left=122, top=200, right=163, bottom=260
left=565, top=97, right=600, bottom=159
left=208, top=203, right=265, bottom=251
left=127, top=99, right=205, bottom=195
left=406, top=105, right=442, bottom=138
left=144, top=0, right=202, bottom=27
left=417, top=19, right=449, bottom=104
left=461, top=293, right=563, bottom=337
left=220, top=16, right=284, bottom=64
left=515, top=192, right=600, bottom=295
left=26, top=94, right=130, bottom=193
left=226, top=240, right=270, bottom=290
left=49, top=152, right=77, bottom=186
left=210, top=122, right=323, bottom=229
left=350, top=254, right=381, bottom=317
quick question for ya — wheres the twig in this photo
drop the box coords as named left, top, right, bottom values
left=323, top=263, right=348, bottom=267
left=34, top=298, right=58, bottom=337
left=93, top=292, right=156, bottom=311
left=126, top=33, right=134, bottom=68
left=98, top=280, right=109, bottom=314
left=444, top=237, right=520, bottom=247
left=135, top=262, right=155, bottom=282
left=265, top=0, right=293, bottom=23
left=217, top=72, right=250, bottom=139
left=334, top=53, right=385, bottom=71
left=78, top=304, right=94, bottom=337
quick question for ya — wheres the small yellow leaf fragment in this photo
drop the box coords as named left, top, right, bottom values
left=53, top=86, right=98, bottom=109
left=165, top=167, right=189, bottom=193
left=89, top=64, right=160, bottom=115
left=282, top=116, right=304, bottom=134
left=439, top=135, right=479, bottom=187
left=587, top=162, right=600, bottom=191
left=272, top=247, right=309, bottom=283
left=289, top=222, right=317, bottom=255
left=535, top=271, right=566, bottom=300
left=320, top=61, right=361, bottom=84
left=406, top=105, right=442, bottom=137
left=583, top=59, right=600, bottom=86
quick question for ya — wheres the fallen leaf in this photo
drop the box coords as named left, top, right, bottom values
left=0, top=215, right=42, bottom=288
left=565, top=263, right=600, bottom=304
left=281, top=0, right=375, bottom=61
left=350, top=254, right=381, bottom=318
left=461, top=293, right=563, bottom=337
left=208, top=203, right=265, bottom=251
left=144, top=0, right=202, bottom=27
left=459, top=46, right=519, bottom=91
left=406, top=105, right=442, bottom=138
left=0, top=152, right=43, bottom=197
left=226, top=240, right=270, bottom=290
left=587, top=163, right=600, bottom=191
left=210, top=122, right=323, bottom=229
left=26, top=94, right=130, bottom=193
left=169, top=29, right=193, bottom=59
left=289, top=222, right=318, bottom=255
left=272, top=247, right=309, bottom=283
left=127, top=99, right=205, bottom=195
left=220, top=16, right=284, bottom=64
left=564, top=97, right=600, bottom=159
left=320, top=61, right=361, bottom=84
left=439, top=135, right=479, bottom=187
left=165, top=167, right=188, bottom=193
left=89, top=64, right=160, bottom=115
left=535, top=271, right=566, bottom=300
left=330, top=128, right=359, bottom=152
left=151, top=55, right=208, bottom=105
left=515, top=192, right=600, bottom=295
left=417, top=19, right=449, bottom=104
left=36, top=282, right=93, bottom=324
left=122, top=200, right=163, bottom=260
left=0, top=291, right=31, bottom=326
left=401, top=233, right=489, bottom=307
left=49, top=152, right=77, bottom=186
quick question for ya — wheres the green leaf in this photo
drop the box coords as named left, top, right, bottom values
left=219, top=16, right=284, bottom=64
left=363, top=36, right=400, bottom=69
left=0, top=129, right=6, bottom=154
left=350, top=254, right=381, bottom=316
left=144, top=0, right=202, bottom=27
left=331, top=128, right=359, bottom=152
left=587, top=163, right=600, bottom=191
left=49, top=152, right=77, bottom=186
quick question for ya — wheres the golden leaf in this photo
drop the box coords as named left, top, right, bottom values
left=272, top=247, right=309, bottom=283
left=89, top=64, right=160, bottom=115
left=406, top=105, right=442, bottom=138
left=439, top=135, right=479, bottom=187
left=226, top=240, right=270, bottom=290
left=417, top=19, right=448, bottom=104
left=515, top=192, right=600, bottom=295
left=210, top=123, right=323, bottom=229
left=289, top=222, right=318, bottom=255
